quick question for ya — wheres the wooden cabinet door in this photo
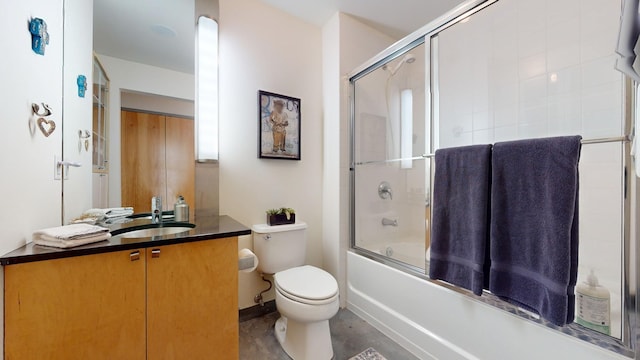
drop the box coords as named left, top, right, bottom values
left=121, top=110, right=167, bottom=212
left=4, top=250, right=146, bottom=360
left=146, top=238, right=239, bottom=360
left=165, top=116, right=195, bottom=219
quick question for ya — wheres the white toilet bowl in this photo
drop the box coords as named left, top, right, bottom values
left=273, top=265, right=339, bottom=360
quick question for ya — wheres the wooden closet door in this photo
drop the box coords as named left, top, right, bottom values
left=165, top=115, right=195, bottom=218
left=121, top=110, right=167, bottom=212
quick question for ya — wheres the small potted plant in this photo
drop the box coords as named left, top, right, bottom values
left=266, top=207, right=296, bottom=226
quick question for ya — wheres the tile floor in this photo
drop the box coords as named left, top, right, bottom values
left=239, top=308, right=419, bottom=360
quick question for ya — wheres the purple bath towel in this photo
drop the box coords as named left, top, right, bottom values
left=489, top=136, right=581, bottom=326
left=429, top=144, right=492, bottom=296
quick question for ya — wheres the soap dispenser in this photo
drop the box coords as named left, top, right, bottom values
left=174, top=195, right=189, bottom=222
left=576, top=270, right=611, bottom=335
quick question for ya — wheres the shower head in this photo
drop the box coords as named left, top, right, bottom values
left=383, top=54, right=416, bottom=76
left=404, top=54, right=416, bottom=64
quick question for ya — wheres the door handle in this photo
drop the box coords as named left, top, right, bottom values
left=130, top=251, right=140, bottom=261
left=151, top=249, right=161, bottom=258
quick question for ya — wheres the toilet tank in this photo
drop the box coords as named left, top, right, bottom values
left=252, top=222, right=307, bottom=274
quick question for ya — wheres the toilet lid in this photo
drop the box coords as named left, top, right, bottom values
left=274, top=265, right=338, bottom=301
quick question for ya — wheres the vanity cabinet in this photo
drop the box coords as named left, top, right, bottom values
left=146, top=238, right=239, bottom=359
left=4, top=237, right=238, bottom=360
left=4, top=249, right=146, bottom=359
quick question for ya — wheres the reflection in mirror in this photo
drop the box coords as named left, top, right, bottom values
left=62, top=0, right=93, bottom=224
left=92, top=56, right=109, bottom=207
left=63, top=0, right=196, bottom=223
left=119, top=95, right=195, bottom=214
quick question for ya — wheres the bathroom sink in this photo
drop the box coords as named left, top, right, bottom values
left=114, top=223, right=196, bottom=238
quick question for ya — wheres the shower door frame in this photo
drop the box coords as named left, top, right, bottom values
left=348, top=0, right=638, bottom=356
left=349, top=0, right=492, bottom=278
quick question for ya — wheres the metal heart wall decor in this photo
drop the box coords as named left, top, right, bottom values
left=37, top=117, right=56, bottom=137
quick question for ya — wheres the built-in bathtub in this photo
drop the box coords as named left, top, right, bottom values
left=347, top=252, right=629, bottom=360
left=375, top=241, right=425, bottom=269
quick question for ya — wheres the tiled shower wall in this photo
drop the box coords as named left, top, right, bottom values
left=437, top=0, right=624, bottom=338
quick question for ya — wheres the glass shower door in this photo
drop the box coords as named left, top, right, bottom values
left=352, top=41, right=430, bottom=271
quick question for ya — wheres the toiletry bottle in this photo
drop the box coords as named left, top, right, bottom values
left=174, top=195, right=189, bottom=222
left=576, top=270, right=611, bottom=335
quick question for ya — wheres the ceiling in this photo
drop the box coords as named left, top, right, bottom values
left=260, top=0, right=466, bottom=39
left=93, top=0, right=195, bottom=74
left=93, top=0, right=464, bottom=74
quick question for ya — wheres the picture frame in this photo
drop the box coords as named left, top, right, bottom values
left=258, top=90, right=301, bottom=160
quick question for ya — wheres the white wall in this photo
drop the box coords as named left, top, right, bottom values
left=322, top=13, right=397, bottom=306
left=0, top=0, right=65, bottom=356
left=121, top=92, right=194, bottom=118
left=96, top=54, right=194, bottom=208
left=321, top=12, right=342, bottom=308
left=0, top=0, right=64, bottom=252
left=62, top=0, right=93, bottom=223
left=436, top=0, right=624, bottom=338
left=218, top=0, right=323, bottom=309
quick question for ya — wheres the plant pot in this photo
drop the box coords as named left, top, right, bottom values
left=267, top=213, right=295, bottom=226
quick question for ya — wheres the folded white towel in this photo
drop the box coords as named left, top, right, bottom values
left=34, top=232, right=111, bottom=249
left=82, top=207, right=134, bottom=220
left=106, top=207, right=134, bottom=213
left=105, top=210, right=134, bottom=219
left=33, top=224, right=109, bottom=241
left=84, top=207, right=134, bottom=216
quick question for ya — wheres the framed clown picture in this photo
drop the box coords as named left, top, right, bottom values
left=258, top=90, right=301, bottom=160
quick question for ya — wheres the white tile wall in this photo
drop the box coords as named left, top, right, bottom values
left=439, top=0, right=622, bottom=147
left=437, top=0, right=624, bottom=338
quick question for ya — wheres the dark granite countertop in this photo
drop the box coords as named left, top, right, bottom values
left=0, top=215, right=251, bottom=266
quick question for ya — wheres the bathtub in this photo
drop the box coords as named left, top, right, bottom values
left=347, top=251, right=626, bottom=360
left=375, top=241, right=426, bottom=269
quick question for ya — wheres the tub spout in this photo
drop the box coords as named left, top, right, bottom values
left=382, top=218, right=398, bottom=226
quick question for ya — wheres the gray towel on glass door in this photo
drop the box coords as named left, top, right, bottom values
left=489, top=136, right=581, bottom=326
left=429, top=144, right=492, bottom=296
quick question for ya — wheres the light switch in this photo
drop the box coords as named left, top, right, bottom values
left=54, top=155, right=62, bottom=180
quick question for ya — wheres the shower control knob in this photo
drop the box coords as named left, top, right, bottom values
left=378, top=181, right=393, bottom=200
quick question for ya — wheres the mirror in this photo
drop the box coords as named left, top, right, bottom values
left=62, top=0, right=197, bottom=223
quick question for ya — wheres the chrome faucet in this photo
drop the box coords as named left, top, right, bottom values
left=151, top=196, right=163, bottom=224
left=382, top=218, right=398, bottom=226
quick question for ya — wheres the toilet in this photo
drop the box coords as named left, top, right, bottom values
left=252, top=222, right=339, bottom=360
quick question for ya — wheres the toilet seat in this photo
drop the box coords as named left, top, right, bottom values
left=275, top=265, right=338, bottom=305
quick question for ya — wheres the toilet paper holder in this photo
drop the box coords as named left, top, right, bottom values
left=238, top=248, right=259, bottom=272
left=238, top=255, right=255, bottom=271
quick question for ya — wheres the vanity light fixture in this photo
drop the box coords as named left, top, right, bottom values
left=195, top=16, right=219, bottom=162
